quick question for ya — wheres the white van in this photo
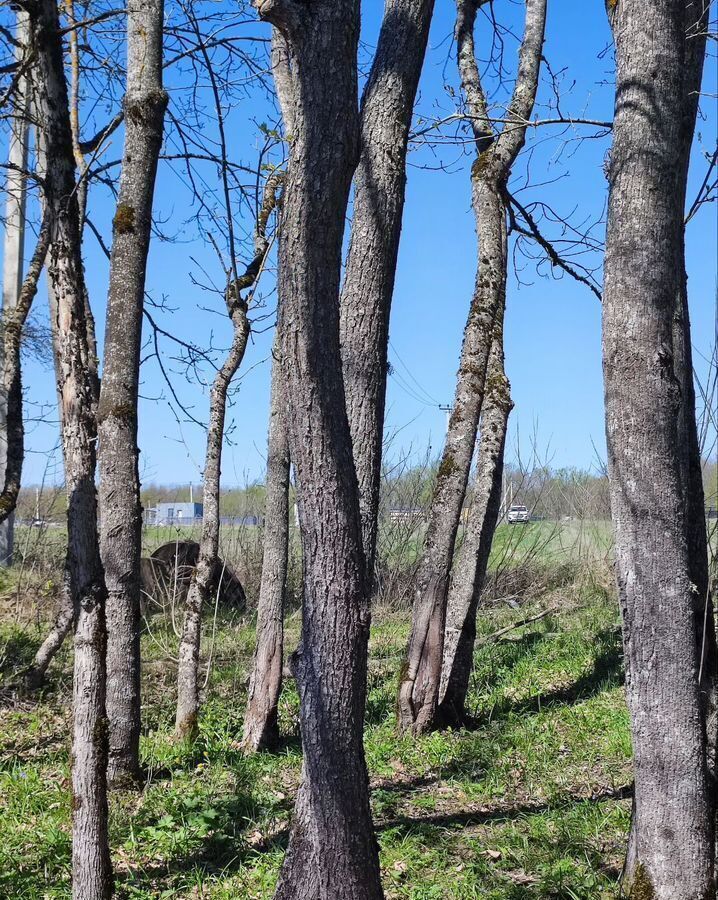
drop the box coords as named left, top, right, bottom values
left=508, top=504, right=530, bottom=524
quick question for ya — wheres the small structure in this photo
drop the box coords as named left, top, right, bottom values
left=145, top=501, right=204, bottom=527
left=388, top=507, right=424, bottom=524
left=219, top=515, right=264, bottom=527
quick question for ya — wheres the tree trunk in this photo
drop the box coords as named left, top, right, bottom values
left=97, top=0, right=167, bottom=787
left=339, top=0, right=435, bottom=583
left=243, top=340, right=290, bottom=752
left=29, top=2, right=112, bottom=898
left=397, top=0, right=546, bottom=735
left=603, top=2, right=714, bottom=897
left=0, top=211, right=50, bottom=529
left=24, top=62, right=120, bottom=694
left=674, top=0, right=716, bottom=803
left=0, top=10, right=52, bottom=535
left=0, top=8, right=29, bottom=560
left=438, top=299, right=512, bottom=726
left=174, top=167, right=279, bottom=742
left=175, top=318, right=249, bottom=742
left=25, top=576, right=74, bottom=689
left=257, top=2, right=383, bottom=896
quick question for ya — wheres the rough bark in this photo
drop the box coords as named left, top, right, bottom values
left=397, top=0, right=546, bottom=734
left=0, top=9, right=36, bottom=546
left=0, top=212, right=50, bottom=528
left=174, top=175, right=279, bottom=742
left=603, top=1, right=715, bottom=897
left=339, top=0, right=435, bottom=583
left=97, top=0, right=167, bottom=787
left=256, top=1, right=383, bottom=896
left=243, top=341, right=290, bottom=752
left=25, top=576, right=74, bottom=689
left=674, top=0, right=716, bottom=801
left=29, top=2, right=112, bottom=898
left=438, top=298, right=512, bottom=726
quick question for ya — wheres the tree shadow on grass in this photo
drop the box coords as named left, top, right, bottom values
left=376, top=782, right=633, bottom=836
left=114, top=787, right=290, bottom=894
left=0, top=629, right=40, bottom=676
left=465, top=626, right=624, bottom=727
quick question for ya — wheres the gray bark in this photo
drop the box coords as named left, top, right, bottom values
left=397, top=0, right=546, bottom=735
left=0, top=10, right=52, bottom=538
left=97, top=0, right=167, bottom=787
left=674, top=0, right=716, bottom=803
left=0, top=211, right=50, bottom=528
left=29, top=2, right=112, bottom=898
left=0, top=8, right=29, bottom=562
left=174, top=175, right=279, bottom=742
left=25, top=575, right=74, bottom=689
left=243, top=339, right=290, bottom=752
left=603, top=1, right=715, bottom=897
left=21, top=127, right=102, bottom=689
left=339, top=0, right=435, bottom=583
left=256, top=1, right=383, bottom=896
left=438, top=297, right=512, bottom=725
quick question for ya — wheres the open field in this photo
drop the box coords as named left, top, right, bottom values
left=0, top=549, right=632, bottom=899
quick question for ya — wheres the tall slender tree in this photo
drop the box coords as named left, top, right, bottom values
left=97, top=0, right=167, bottom=787
left=398, top=0, right=547, bottom=734
left=256, top=1, right=384, bottom=895
left=439, top=300, right=512, bottom=725
left=603, top=0, right=715, bottom=896
left=242, top=335, right=290, bottom=752
left=175, top=173, right=281, bottom=742
left=27, top=0, right=112, bottom=897
left=672, top=0, right=716, bottom=804
left=0, top=7, right=29, bottom=564
left=339, top=0, right=436, bottom=582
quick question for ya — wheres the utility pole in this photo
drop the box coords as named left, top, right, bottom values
left=439, top=404, right=452, bottom=435
left=0, top=9, right=30, bottom=566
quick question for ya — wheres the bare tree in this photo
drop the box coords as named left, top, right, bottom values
left=0, top=7, right=29, bottom=563
left=27, top=0, right=112, bottom=896
left=242, top=335, right=290, bottom=752
left=256, top=1, right=384, bottom=896
left=175, top=172, right=281, bottom=741
left=97, top=0, right=167, bottom=787
left=0, top=8, right=52, bottom=541
left=398, top=0, right=547, bottom=734
left=339, top=0, right=435, bottom=582
left=603, top=0, right=715, bottom=896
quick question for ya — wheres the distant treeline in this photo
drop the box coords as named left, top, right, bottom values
left=17, top=459, right=718, bottom=525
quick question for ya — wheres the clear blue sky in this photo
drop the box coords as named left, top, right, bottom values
left=13, top=0, right=718, bottom=489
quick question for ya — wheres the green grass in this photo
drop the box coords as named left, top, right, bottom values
left=0, top=572, right=631, bottom=899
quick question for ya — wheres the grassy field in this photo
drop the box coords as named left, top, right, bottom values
left=0, top=549, right=632, bottom=900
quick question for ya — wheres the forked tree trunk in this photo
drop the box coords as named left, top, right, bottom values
left=256, top=2, right=383, bottom=897
left=603, top=1, right=715, bottom=897
left=438, top=299, right=512, bottom=726
left=175, top=316, right=249, bottom=742
left=97, top=0, right=167, bottom=787
left=243, top=340, right=290, bottom=752
left=398, top=0, right=546, bottom=734
left=339, top=0, right=435, bottom=583
left=29, top=2, right=112, bottom=898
